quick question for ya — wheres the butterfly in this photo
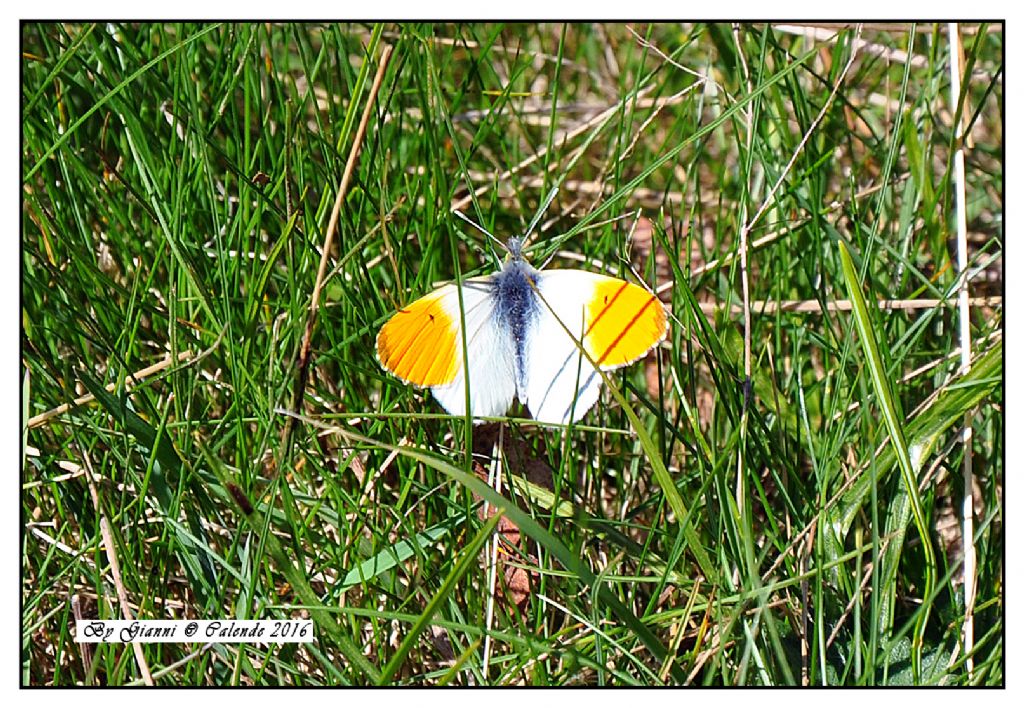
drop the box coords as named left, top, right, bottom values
left=375, top=203, right=668, bottom=426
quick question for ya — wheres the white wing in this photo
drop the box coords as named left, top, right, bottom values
left=522, top=269, right=667, bottom=426
left=522, top=272, right=604, bottom=425
left=428, top=277, right=518, bottom=419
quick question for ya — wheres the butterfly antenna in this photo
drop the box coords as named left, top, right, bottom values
left=454, top=209, right=504, bottom=265
left=522, top=186, right=559, bottom=247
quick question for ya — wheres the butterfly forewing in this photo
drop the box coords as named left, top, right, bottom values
left=523, top=270, right=668, bottom=425
left=376, top=277, right=518, bottom=418
left=376, top=285, right=461, bottom=386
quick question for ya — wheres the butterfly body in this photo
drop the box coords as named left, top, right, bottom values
left=491, top=258, right=540, bottom=391
left=376, top=241, right=667, bottom=426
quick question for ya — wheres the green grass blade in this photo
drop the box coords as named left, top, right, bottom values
left=838, top=240, right=936, bottom=679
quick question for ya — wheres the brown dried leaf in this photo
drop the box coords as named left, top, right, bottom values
left=501, top=560, right=534, bottom=612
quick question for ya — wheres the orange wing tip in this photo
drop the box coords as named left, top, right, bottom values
left=376, top=292, right=461, bottom=386
left=585, top=277, right=668, bottom=369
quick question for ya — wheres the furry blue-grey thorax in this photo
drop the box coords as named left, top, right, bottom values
left=505, top=236, right=525, bottom=260
left=493, top=258, right=540, bottom=392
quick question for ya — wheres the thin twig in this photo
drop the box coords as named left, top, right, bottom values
left=28, top=350, right=195, bottom=429
left=627, top=24, right=720, bottom=93
left=697, top=295, right=1001, bottom=316
left=775, top=23, right=997, bottom=83
left=82, top=452, right=154, bottom=686
left=449, top=85, right=659, bottom=213
left=481, top=426, right=504, bottom=681
left=287, top=44, right=393, bottom=440
left=655, top=180, right=892, bottom=291
left=744, top=26, right=862, bottom=234
left=731, top=19, right=755, bottom=525
left=832, top=329, right=1001, bottom=421
left=71, top=594, right=93, bottom=683
left=947, top=21, right=976, bottom=679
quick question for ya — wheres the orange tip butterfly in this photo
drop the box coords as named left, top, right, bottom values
left=375, top=193, right=668, bottom=426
